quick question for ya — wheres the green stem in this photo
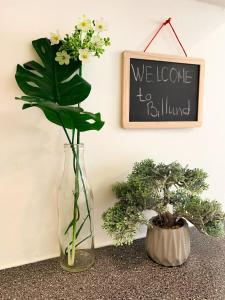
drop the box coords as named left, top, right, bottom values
left=72, top=128, right=75, bottom=145
left=57, top=113, right=72, bottom=145
left=56, top=99, right=92, bottom=263
left=79, top=65, right=82, bottom=77
left=65, top=231, right=91, bottom=254
left=70, top=183, right=79, bottom=264
left=56, top=114, right=78, bottom=265
left=75, top=234, right=91, bottom=248
left=70, top=145, right=80, bottom=265
left=77, top=131, right=80, bottom=145
left=76, top=214, right=89, bottom=239
left=80, top=171, right=91, bottom=222
left=57, top=113, right=77, bottom=174
left=77, top=66, right=82, bottom=145
left=76, top=64, right=92, bottom=228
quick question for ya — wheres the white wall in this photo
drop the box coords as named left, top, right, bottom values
left=198, top=0, right=225, bottom=7
left=1, top=0, right=225, bottom=269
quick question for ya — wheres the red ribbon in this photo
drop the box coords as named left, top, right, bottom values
left=144, top=18, right=187, bottom=57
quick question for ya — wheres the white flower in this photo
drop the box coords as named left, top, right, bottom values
left=78, top=49, right=90, bottom=62
left=55, top=50, right=70, bottom=65
left=50, top=31, right=61, bottom=45
left=92, top=35, right=103, bottom=47
left=77, top=15, right=92, bottom=31
left=95, top=18, right=108, bottom=32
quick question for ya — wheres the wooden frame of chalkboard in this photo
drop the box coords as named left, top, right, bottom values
left=122, top=51, right=205, bottom=128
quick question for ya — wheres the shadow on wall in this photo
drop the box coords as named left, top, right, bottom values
left=196, top=0, right=225, bottom=8
left=138, top=0, right=225, bottom=54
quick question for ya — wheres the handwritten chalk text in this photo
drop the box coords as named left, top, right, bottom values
left=131, top=64, right=192, bottom=84
left=136, top=87, right=191, bottom=118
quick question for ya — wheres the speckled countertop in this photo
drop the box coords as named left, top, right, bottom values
left=1, top=228, right=225, bottom=300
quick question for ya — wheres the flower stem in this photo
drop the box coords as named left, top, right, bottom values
left=70, top=145, right=80, bottom=265
left=57, top=108, right=92, bottom=265
left=72, top=128, right=75, bottom=145
left=76, top=66, right=82, bottom=145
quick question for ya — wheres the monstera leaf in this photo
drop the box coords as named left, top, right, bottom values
left=15, top=38, right=104, bottom=131
left=16, top=96, right=104, bottom=131
left=15, top=38, right=91, bottom=105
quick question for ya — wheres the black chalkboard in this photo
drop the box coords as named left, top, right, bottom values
left=122, top=52, right=204, bottom=128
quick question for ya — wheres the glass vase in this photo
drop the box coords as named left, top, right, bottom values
left=58, top=143, right=94, bottom=272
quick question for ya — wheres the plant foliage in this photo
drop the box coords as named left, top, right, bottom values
left=15, top=16, right=111, bottom=267
left=15, top=38, right=104, bottom=131
left=102, top=159, right=225, bottom=245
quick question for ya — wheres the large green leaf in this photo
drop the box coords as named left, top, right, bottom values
left=15, top=38, right=91, bottom=106
left=16, top=96, right=104, bottom=131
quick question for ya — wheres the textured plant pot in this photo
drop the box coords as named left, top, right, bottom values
left=146, top=218, right=190, bottom=267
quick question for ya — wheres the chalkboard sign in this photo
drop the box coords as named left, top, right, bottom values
left=122, top=51, right=204, bottom=128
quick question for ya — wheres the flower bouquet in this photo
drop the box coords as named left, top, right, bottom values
left=15, top=15, right=110, bottom=272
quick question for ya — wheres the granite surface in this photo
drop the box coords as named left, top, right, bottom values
left=0, top=228, right=225, bottom=300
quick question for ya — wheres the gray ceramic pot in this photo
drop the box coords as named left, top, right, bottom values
left=146, top=218, right=190, bottom=266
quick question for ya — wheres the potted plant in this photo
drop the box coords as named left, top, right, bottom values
left=15, top=15, right=110, bottom=272
left=102, top=159, right=225, bottom=266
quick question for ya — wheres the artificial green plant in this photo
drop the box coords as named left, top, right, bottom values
left=15, top=16, right=110, bottom=266
left=102, top=159, right=225, bottom=246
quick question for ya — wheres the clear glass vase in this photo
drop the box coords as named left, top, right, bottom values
left=58, top=143, right=94, bottom=272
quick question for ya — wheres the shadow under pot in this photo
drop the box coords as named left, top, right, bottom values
left=146, top=217, right=190, bottom=267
